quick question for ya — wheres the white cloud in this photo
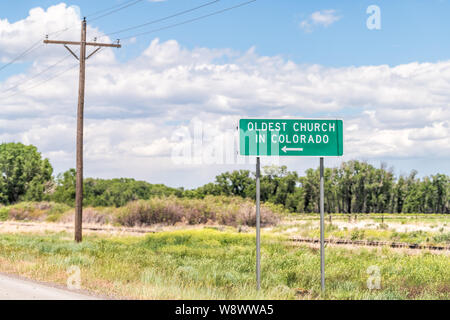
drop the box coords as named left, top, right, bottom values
left=0, top=3, right=111, bottom=64
left=0, top=4, right=449, bottom=187
left=311, top=10, right=341, bottom=26
left=300, top=9, right=341, bottom=32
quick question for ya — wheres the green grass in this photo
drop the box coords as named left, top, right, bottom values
left=0, top=229, right=448, bottom=299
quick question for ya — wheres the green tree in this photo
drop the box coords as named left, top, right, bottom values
left=261, top=165, right=299, bottom=207
left=52, top=170, right=183, bottom=207
left=214, top=170, right=254, bottom=198
left=431, top=174, right=448, bottom=213
left=300, top=168, right=320, bottom=213
left=402, top=170, right=422, bottom=213
left=184, top=161, right=449, bottom=214
left=52, top=169, right=76, bottom=205
left=338, top=161, right=354, bottom=213
left=391, top=175, right=406, bottom=213
left=0, top=143, right=53, bottom=204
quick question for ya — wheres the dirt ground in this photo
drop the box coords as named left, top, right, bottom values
left=275, top=216, right=449, bottom=234
left=0, top=221, right=209, bottom=237
left=287, top=239, right=450, bottom=256
left=1, top=218, right=449, bottom=256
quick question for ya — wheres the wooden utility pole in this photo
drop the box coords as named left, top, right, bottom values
left=44, top=18, right=121, bottom=242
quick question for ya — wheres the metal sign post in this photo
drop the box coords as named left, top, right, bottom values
left=238, top=118, right=343, bottom=293
left=256, top=157, right=261, bottom=291
left=320, top=157, right=325, bottom=293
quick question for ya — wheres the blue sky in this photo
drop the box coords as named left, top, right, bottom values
left=0, top=1, right=449, bottom=187
left=2, top=0, right=450, bottom=67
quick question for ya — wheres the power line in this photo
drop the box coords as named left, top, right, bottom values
left=89, top=0, right=145, bottom=22
left=0, top=12, right=82, bottom=75
left=1, top=54, right=72, bottom=94
left=0, top=23, right=83, bottom=75
left=45, top=0, right=146, bottom=36
left=0, top=24, right=73, bottom=76
left=40, top=2, right=141, bottom=42
left=100, top=0, right=220, bottom=39
left=2, top=45, right=106, bottom=99
left=0, top=27, right=70, bottom=68
left=119, top=0, right=257, bottom=40
left=0, top=1, right=137, bottom=74
left=0, top=39, right=43, bottom=73
left=86, top=0, right=144, bottom=19
left=2, top=63, right=78, bottom=100
left=1, top=0, right=256, bottom=96
left=0, top=0, right=170, bottom=74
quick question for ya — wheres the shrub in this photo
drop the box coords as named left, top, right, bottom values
left=0, top=197, right=281, bottom=228
left=0, top=202, right=71, bottom=222
left=432, top=232, right=450, bottom=244
left=0, top=207, right=8, bottom=221
left=350, top=229, right=365, bottom=241
left=7, top=202, right=46, bottom=221
left=378, top=223, right=389, bottom=230
left=115, top=196, right=281, bottom=227
left=59, top=207, right=113, bottom=225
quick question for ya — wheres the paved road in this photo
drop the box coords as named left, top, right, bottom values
left=0, top=273, right=100, bottom=300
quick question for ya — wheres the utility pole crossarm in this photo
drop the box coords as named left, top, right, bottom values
left=86, top=47, right=102, bottom=60
left=64, top=45, right=79, bottom=60
left=44, top=39, right=121, bottom=48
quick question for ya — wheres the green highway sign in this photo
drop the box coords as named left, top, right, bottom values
left=239, top=118, right=343, bottom=156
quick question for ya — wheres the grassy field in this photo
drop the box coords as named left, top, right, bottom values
left=0, top=201, right=448, bottom=299
left=272, top=214, right=450, bottom=245
left=1, top=201, right=449, bottom=245
left=0, top=228, right=448, bottom=300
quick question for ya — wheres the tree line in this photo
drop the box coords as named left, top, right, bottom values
left=188, top=162, right=449, bottom=214
left=0, top=142, right=448, bottom=213
left=0, top=143, right=181, bottom=207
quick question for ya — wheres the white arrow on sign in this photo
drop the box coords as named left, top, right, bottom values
left=282, top=146, right=304, bottom=153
